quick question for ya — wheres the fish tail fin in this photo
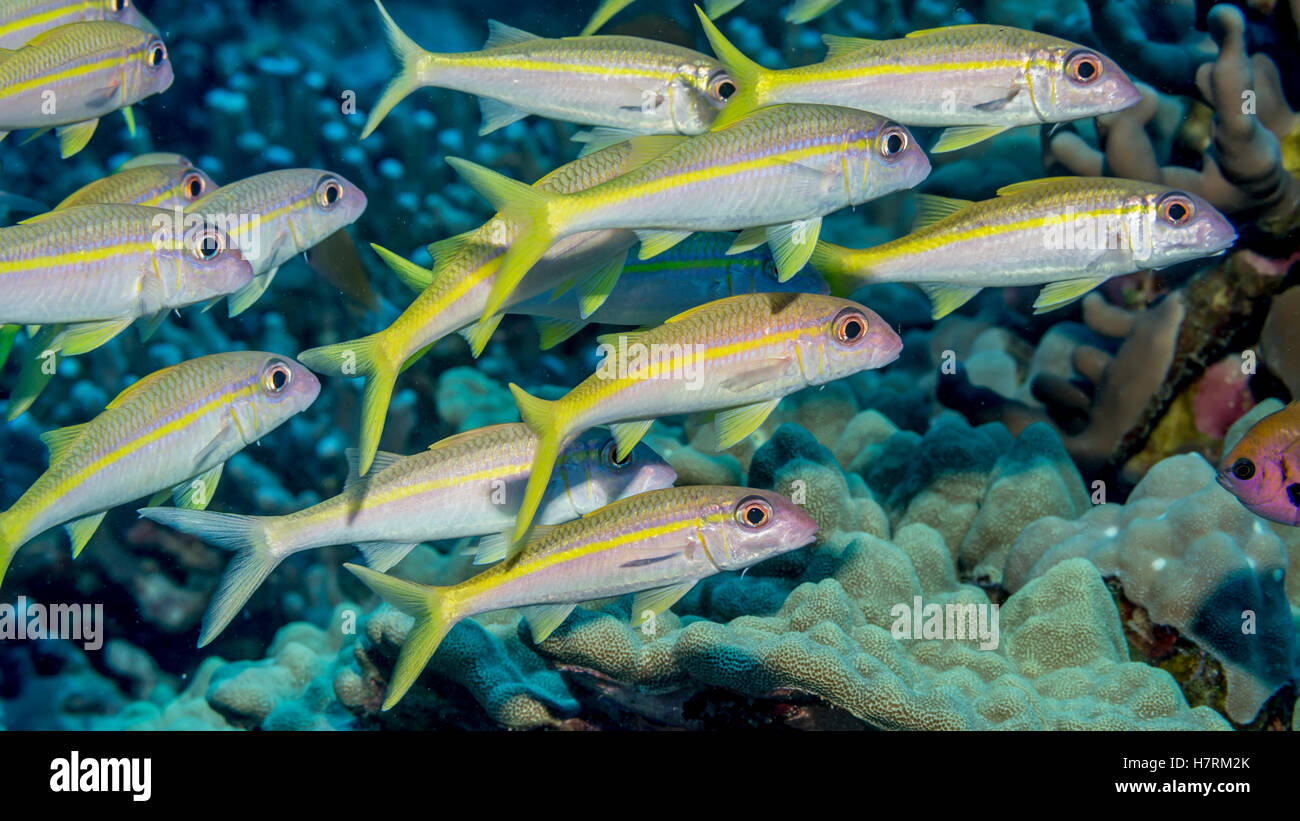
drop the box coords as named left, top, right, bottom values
left=695, top=5, right=769, bottom=129
left=363, top=0, right=437, bottom=139
left=808, top=241, right=872, bottom=297
left=298, top=333, right=398, bottom=476
left=344, top=563, right=456, bottom=710
left=0, top=511, right=17, bottom=590
left=445, top=157, right=561, bottom=322
left=138, top=507, right=282, bottom=647
left=509, top=383, right=566, bottom=544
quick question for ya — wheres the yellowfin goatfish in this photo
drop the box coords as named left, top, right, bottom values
left=508, top=292, right=902, bottom=543
left=139, top=424, right=676, bottom=647
left=363, top=0, right=736, bottom=139
left=510, top=232, right=829, bottom=348
left=451, top=103, right=929, bottom=323
left=810, top=177, right=1237, bottom=319
left=346, top=484, right=819, bottom=709
left=298, top=140, right=649, bottom=476
left=186, top=169, right=368, bottom=316
left=0, top=204, right=252, bottom=343
left=0, top=21, right=173, bottom=157
left=0, top=352, right=320, bottom=589
left=55, top=154, right=216, bottom=210
left=0, top=0, right=157, bottom=49
left=697, top=10, right=1141, bottom=152
left=5, top=154, right=221, bottom=421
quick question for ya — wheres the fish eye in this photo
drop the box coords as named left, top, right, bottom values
left=709, top=73, right=737, bottom=102
left=1157, top=192, right=1194, bottom=226
left=190, top=228, right=225, bottom=261
left=262, top=360, right=293, bottom=394
left=602, top=440, right=632, bottom=469
left=182, top=172, right=207, bottom=200
left=147, top=41, right=167, bottom=68
left=878, top=125, right=908, bottom=160
left=762, top=258, right=779, bottom=280
left=316, top=177, right=344, bottom=208
left=109, top=0, right=129, bottom=12
left=832, top=308, right=868, bottom=344
left=1066, top=51, right=1102, bottom=84
left=1231, top=458, right=1256, bottom=481
left=736, top=496, right=773, bottom=529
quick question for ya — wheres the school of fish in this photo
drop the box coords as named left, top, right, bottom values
left=0, top=0, right=1251, bottom=714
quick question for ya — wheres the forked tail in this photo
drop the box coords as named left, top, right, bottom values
left=508, top=384, right=567, bottom=544
left=344, top=563, right=456, bottom=710
left=363, top=0, right=436, bottom=139
left=695, top=5, right=770, bottom=130
left=298, top=333, right=398, bottom=476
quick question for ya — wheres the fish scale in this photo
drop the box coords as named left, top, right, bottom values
left=137, top=423, right=676, bottom=647
left=811, top=177, right=1238, bottom=318
left=0, top=203, right=252, bottom=325
left=0, top=352, right=321, bottom=588
left=507, top=291, right=903, bottom=543
left=0, top=0, right=157, bottom=50
left=363, top=0, right=731, bottom=139
left=451, top=102, right=929, bottom=321
left=346, top=485, right=819, bottom=709
left=0, top=20, right=172, bottom=149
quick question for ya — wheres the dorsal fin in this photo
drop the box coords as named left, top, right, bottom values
left=905, top=23, right=990, bottom=38
left=344, top=448, right=405, bottom=489
left=621, top=136, right=688, bottom=172
left=105, top=366, right=178, bottom=410
left=40, top=423, right=89, bottom=463
left=820, top=34, right=880, bottom=60
left=372, top=243, right=435, bottom=292
left=995, top=177, right=1080, bottom=197
left=912, top=194, right=975, bottom=230
left=425, top=231, right=485, bottom=272
left=483, top=19, right=540, bottom=50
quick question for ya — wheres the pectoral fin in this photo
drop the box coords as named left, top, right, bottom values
left=920, top=283, right=982, bottom=319
left=227, top=267, right=278, bottom=317
left=535, top=317, right=587, bottom=349
left=931, top=124, right=1010, bottom=153
left=66, top=511, right=108, bottom=558
left=727, top=226, right=768, bottom=255
left=630, top=581, right=697, bottom=628
left=172, top=463, right=224, bottom=510
left=575, top=251, right=628, bottom=318
left=1032, top=277, right=1107, bottom=313
left=719, top=357, right=796, bottom=392
left=636, top=229, right=692, bottom=260
left=766, top=217, right=821, bottom=282
left=517, top=603, right=577, bottom=643
left=713, top=397, right=780, bottom=450
left=56, top=119, right=99, bottom=158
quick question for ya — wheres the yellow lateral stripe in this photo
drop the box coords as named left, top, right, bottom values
left=0, top=243, right=158, bottom=272
left=0, top=53, right=126, bottom=98
left=579, top=139, right=864, bottom=209
left=457, top=53, right=682, bottom=81
left=0, top=7, right=74, bottom=38
left=53, top=380, right=260, bottom=494
left=584, top=323, right=809, bottom=405
left=878, top=204, right=1144, bottom=257
left=363, top=460, right=531, bottom=509
left=795, top=55, right=1051, bottom=83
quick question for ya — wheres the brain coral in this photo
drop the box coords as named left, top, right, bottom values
left=526, top=525, right=1228, bottom=730
left=1003, top=453, right=1296, bottom=724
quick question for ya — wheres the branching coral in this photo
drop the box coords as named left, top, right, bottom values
left=1050, top=3, right=1300, bottom=234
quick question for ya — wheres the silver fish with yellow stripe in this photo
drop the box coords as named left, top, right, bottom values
left=0, top=20, right=173, bottom=157
left=4, top=154, right=222, bottom=421
left=346, top=484, right=818, bottom=709
left=450, top=103, right=929, bottom=322
left=138, top=423, right=676, bottom=647
left=810, top=177, right=1238, bottom=319
left=508, top=291, right=901, bottom=544
left=0, top=204, right=252, bottom=342
left=363, top=0, right=735, bottom=139
left=186, top=168, right=368, bottom=316
left=0, top=0, right=157, bottom=49
left=698, top=10, right=1140, bottom=152
left=297, top=139, right=648, bottom=476
left=0, top=352, right=320, bottom=590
